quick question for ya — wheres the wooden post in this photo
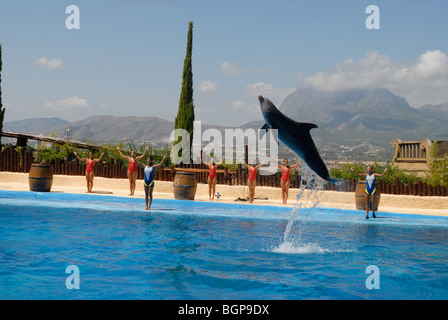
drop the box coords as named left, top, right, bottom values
left=171, top=165, right=175, bottom=182
left=5, top=147, right=12, bottom=171
left=422, top=182, right=427, bottom=196
left=21, top=149, right=26, bottom=173
left=413, top=183, right=418, bottom=196
left=418, top=181, right=423, bottom=196
left=8, top=146, right=13, bottom=171
left=4, top=147, right=7, bottom=171
left=238, top=164, right=242, bottom=185
left=224, top=167, right=228, bottom=185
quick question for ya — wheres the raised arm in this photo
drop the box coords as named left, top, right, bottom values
left=271, top=155, right=282, bottom=169
left=290, top=159, right=300, bottom=169
left=375, top=168, right=388, bottom=177
left=135, top=146, right=149, bottom=161
left=153, top=154, right=167, bottom=168
left=73, top=151, right=86, bottom=162
left=201, top=157, right=210, bottom=167
left=255, top=157, right=269, bottom=169
left=94, top=152, right=105, bottom=163
left=116, top=146, right=129, bottom=160
left=351, top=167, right=366, bottom=177
left=216, top=155, right=225, bottom=167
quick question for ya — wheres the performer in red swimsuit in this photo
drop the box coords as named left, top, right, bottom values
left=73, top=151, right=104, bottom=193
left=128, top=157, right=138, bottom=174
left=117, top=145, right=148, bottom=196
left=86, top=159, right=95, bottom=174
left=281, top=165, right=291, bottom=183
left=201, top=155, right=225, bottom=200
left=277, top=158, right=300, bottom=204
left=244, top=157, right=269, bottom=203
left=248, top=166, right=257, bottom=183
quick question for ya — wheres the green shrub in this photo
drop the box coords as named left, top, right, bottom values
left=329, top=161, right=419, bottom=185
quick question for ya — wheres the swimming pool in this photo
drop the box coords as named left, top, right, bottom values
left=1, top=189, right=447, bottom=300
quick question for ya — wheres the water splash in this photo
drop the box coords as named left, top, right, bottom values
left=273, top=241, right=329, bottom=254
left=282, top=163, right=323, bottom=244
left=272, top=163, right=357, bottom=255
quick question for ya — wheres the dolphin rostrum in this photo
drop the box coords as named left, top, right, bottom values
left=258, top=95, right=337, bottom=183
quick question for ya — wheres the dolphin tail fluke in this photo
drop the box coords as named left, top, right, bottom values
left=327, top=178, right=341, bottom=184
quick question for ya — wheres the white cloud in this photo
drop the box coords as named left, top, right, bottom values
left=35, top=56, right=62, bottom=70
left=221, top=61, right=247, bottom=77
left=198, top=81, right=219, bottom=93
left=414, top=50, right=448, bottom=79
left=43, top=96, right=90, bottom=111
left=245, top=82, right=295, bottom=101
left=231, top=100, right=246, bottom=109
left=99, top=102, right=109, bottom=110
left=301, top=50, right=448, bottom=107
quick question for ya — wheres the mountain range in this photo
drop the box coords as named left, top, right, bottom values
left=3, top=88, right=448, bottom=161
left=280, top=88, right=448, bottom=143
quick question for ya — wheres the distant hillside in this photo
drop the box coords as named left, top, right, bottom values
left=49, top=116, right=175, bottom=146
left=47, top=115, right=234, bottom=147
left=4, top=117, right=69, bottom=134
left=418, top=103, right=448, bottom=122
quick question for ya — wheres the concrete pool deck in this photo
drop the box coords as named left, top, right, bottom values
left=1, top=172, right=447, bottom=217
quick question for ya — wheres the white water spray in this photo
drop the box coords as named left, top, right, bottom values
left=283, top=163, right=322, bottom=242
left=276, top=162, right=326, bottom=253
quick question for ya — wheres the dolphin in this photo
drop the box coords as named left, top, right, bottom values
left=258, top=95, right=337, bottom=183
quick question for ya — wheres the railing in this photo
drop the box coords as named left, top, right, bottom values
left=393, top=139, right=448, bottom=162
left=1, top=145, right=447, bottom=196
left=392, top=139, right=430, bottom=163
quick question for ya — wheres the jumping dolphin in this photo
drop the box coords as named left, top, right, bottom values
left=258, top=95, right=337, bottom=183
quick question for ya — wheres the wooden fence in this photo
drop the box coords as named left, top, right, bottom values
left=1, top=145, right=447, bottom=196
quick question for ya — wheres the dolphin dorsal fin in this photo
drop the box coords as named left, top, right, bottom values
left=259, top=123, right=271, bottom=140
left=299, top=122, right=318, bottom=131
left=261, top=123, right=271, bottom=131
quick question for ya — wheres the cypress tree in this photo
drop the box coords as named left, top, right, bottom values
left=0, top=43, right=5, bottom=146
left=174, top=22, right=195, bottom=154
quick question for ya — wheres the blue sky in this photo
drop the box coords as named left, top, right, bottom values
left=1, top=0, right=448, bottom=126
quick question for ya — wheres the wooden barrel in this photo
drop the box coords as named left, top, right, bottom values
left=173, top=171, right=197, bottom=200
left=29, top=164, right=53, bottom=192
left=355, top=180, right=380, bottom=211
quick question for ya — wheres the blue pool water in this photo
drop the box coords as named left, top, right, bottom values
left=1, top=189, right=448, bottom=300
